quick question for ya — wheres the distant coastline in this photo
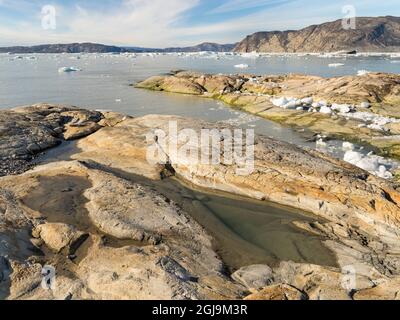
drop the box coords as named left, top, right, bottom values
left=0, top=42, right=236, bottom=54
left=1, top=16, right=400, bottom=54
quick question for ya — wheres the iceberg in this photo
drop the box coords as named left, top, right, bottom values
left=316, top=138, right=328, bottom=148
left=357, top=70, right=370, bottom=76
left=300, top=97, right=313, bottom=105
left=328, top=63, right=345, bottom=68
left=241, top=52, right=260, bottom=59
left=271, top=97, right=288, bottom=107
left=331, top=103, right=352, bottom=113
left=343, top=150, right=395, bottom=179
left=58, top=66, right=81, bottom=73
left=359, top=102, right=371, bottom=109
left=234, top=64, right=249, bottom=69
left=341, top=111, right=400, bottom=132
left=319, top=106, right=332, bottom=114
left=342, top=142, right=355, bottom=151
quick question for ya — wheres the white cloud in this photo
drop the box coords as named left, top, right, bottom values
left=0, top=0, right=200, bottom=47
left=209, top=0, right=294, bottom=14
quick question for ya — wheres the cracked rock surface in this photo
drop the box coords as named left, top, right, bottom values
left=1, top=105, right=400, bottom=300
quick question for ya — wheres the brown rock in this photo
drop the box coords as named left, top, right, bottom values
left=0, top=161, right=242, bottom=300
left=354, top=279, right=400, bottom=300
left=63, top=122, right=101, bottom=140
left=234, top=17, right=400, bottom=53
left=98, top=112, right=129, bottom=127
left=34, top=223, right=87, bottom=254
left=0, top=103, right=103, bottom=176
left=245, top=284, right=306, bottom=300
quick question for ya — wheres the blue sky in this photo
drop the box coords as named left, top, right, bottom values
left=0, top=0, right=399, bottom=47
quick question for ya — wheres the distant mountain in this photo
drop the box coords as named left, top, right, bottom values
left=122, top=46, right=163, bottom=53
left=234, top=16, right=400, bottom=53
left=0, top=43, right=129, bottom=54
left=4, top=16, right=400, bottom=55
left=0, top=42, right=236, bottom=54
left=162, top=42, right=236, bottom=52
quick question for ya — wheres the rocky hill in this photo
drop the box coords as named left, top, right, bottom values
left=163, top=42, right=236, bottom=52
left=0, top=42, right=235, bottom=54
left=0, top=42, right=129, bottom=54
left=234, top=16, right=400, bottom=53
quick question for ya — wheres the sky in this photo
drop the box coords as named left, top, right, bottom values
left=0, top=0, right=399, bottom=47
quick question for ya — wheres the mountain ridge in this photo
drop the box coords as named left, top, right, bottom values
left=1, top=16, right=399, bottom=54
left=234, top=16, right=400, bottom=53
left=0, top=42, right=236, bottom=54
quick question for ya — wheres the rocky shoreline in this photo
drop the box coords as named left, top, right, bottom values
left=136, top=71, right=400, bottom=178
left=1, top=103, right=400, bottom=300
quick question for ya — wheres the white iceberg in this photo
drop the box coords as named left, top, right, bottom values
left=271, top=97, right=288, bottom=107
left=300, top=97, right=313, bottom=105
left=342, top=111, right=400, bottom=132
left=58, top=66, right=82, bottom=73
left=316, top=139, right=328, bottom=148
left=357, top=70, right=370, bottom=76
left=342, top=142, right=355, bottom=151
left=319, top=106, right=333, bottom=114
left=272, top=96, right=314, bottom=110
left=283, top=99, right=298, bottom=109
left=343, top=150, right=395, bottom=179
left=331, top=103, right=352, bottom=113
left=234, top=64, right=249, bottom=69
left=359, top=102, right=371, bottom=108
left=328, top=63, right=345, bottom=68
left=241, top=52, right=260, bottom=59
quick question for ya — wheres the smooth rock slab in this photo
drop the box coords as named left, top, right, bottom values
left=244, top=284, right=306, bottom=300
left=231, top=265, right=274, bottom=290
left=0, top=161, right=242, bottom=300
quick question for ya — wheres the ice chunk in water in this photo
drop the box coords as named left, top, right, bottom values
left=58, top=66, right=81, bottom=73
left=331, top=103, right=351, bottom=113
left=357, top=70, right=370, bottom=76
left=360, top=102, right=371, bottom=108
left=328, top=63, right=344, bottom=68
left=342, top=142, right=355, bottom=151
left=316, top=138, right=328, bottom=148
left=271, top=97, right=288, bottom=107
left=301, top=97, right=313, bottom=105
left=234, top=64, right=249, bottom=69
left=343, top=150, right=395, bottom=179
left=319, top=106, right=332, bottom=114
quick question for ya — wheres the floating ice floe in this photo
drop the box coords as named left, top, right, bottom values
left=311, top=101, right=327, bottom=108
left=319, top=106, right=332, bottom=114
left=316, top=138, right=328, bottom=148
left=58, top=66, right=81, bottom=73
left=9, top=56, right=24, bottom=61
left=342, top=141, right=355, bottom=151
left=234, top=64, right=249, bottom=69
left=331, top=103, right=352, bottom=113
left=359, top=102, right=371, bottom=109
left=341, top=111, right=400, bottom=132
left=271, top=97, right=288, bottom=107
left=271, top=97, right=301, bottom=109
left=328, top=63, right=345, bottom=68
left=300, top=97, right=314, bottom=105
left=357, top=70, right=370, bottom=76
left=220, top=113, right=259, bottom=126
left=240, top=52, right=260, bottom=59
left=343, top=150, right=395, bottom=179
